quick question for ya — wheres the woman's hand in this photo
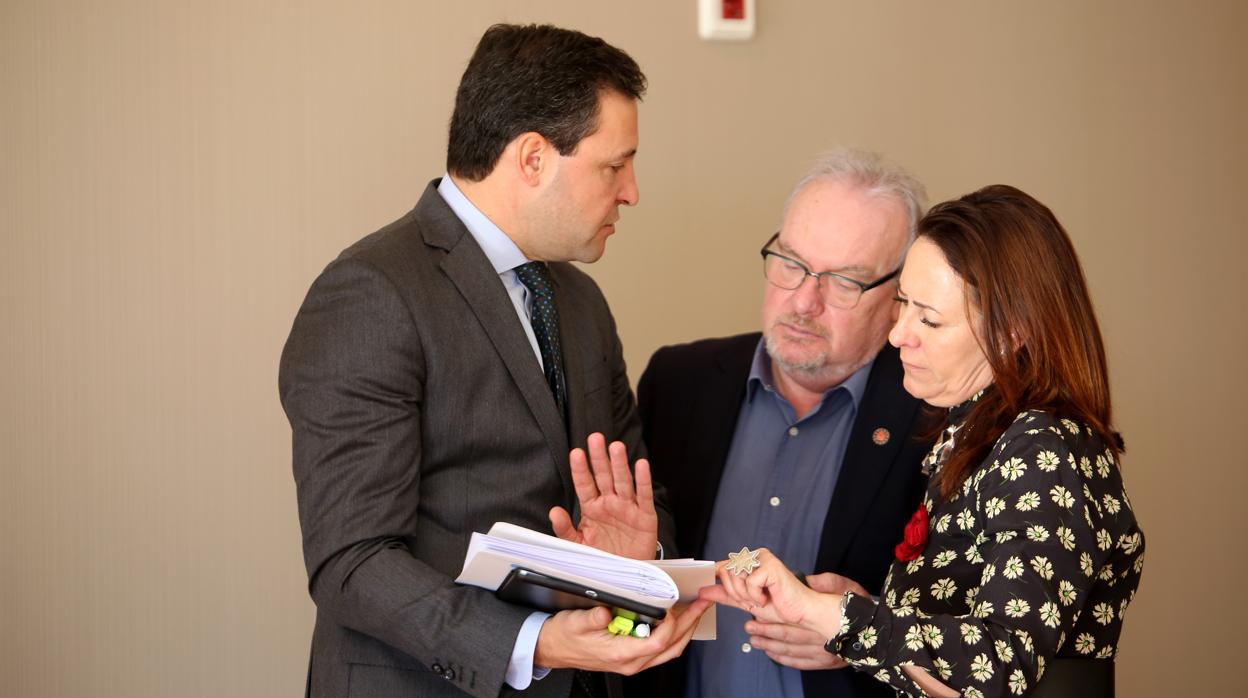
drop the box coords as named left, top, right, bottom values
left=745, top=572, right=872, bottom=670
left=698, top=547, right=845, bottom=641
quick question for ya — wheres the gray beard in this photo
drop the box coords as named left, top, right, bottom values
left=764, top=331, right=830, bottom=376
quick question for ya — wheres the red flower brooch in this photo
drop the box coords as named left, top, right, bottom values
left=895, top=504, right=930, bottom=561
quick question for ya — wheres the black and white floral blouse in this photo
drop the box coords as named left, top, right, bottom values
left=830, top=395, right=1144, bottom=697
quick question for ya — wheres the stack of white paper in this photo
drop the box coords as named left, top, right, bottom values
left=456, top=522, right=717, bottom=640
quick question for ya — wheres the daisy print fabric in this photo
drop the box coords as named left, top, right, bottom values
left=829, top=407, right=1144, bottom=697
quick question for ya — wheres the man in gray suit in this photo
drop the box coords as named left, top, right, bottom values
left=279, top=24, right=707, bottom=697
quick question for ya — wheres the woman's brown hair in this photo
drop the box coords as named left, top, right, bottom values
left=919, top=184, right=1121, bottom=500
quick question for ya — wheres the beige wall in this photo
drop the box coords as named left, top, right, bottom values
left=2, top=1, right=1243, bottom=695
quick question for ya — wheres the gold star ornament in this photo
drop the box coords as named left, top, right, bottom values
left=726, top=546, right=762, bottom=576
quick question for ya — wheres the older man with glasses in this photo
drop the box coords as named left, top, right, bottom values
left=628, top=147, right=934, bottom=698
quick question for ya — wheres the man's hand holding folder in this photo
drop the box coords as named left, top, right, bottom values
left=533, top=600, right=712, bottom=674
left=457, top=433, right=716, bottom=675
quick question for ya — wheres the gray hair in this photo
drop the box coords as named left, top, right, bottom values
left=783, top=147, right=928, bottom=251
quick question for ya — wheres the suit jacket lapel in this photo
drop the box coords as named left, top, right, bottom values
left=815, top=344, right=921, bottom=571
left=416, top=184, right=573, bottom=500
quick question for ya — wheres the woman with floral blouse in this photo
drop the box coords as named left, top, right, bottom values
left=703, top=184, right=1143, bottom=697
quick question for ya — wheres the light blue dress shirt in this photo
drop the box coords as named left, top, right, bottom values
left=438, top=176, right=546, bottom=368
left=437, top=175, right=550, bottom=689
left=688, top=339, right=873, bottom=698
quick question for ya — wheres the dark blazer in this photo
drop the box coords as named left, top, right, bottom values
left=631, top=333, right=930, bottom=698
left=279, top=180, right=671, bottom=697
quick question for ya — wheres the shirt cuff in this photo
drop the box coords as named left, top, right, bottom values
left=505, top=611, right=552, bottom=689
left=830, top=591, right=890, bottom=666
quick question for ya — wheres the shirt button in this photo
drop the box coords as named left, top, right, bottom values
left=741, top=643, right=752, bottom=653
left=853, top=642, right=863, bottom=651
left=769, top=496, right=781, bottom=507
left=788, top=426, right=799, bottom=437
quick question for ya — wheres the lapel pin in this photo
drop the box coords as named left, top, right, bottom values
left=872, top=427, right=891, bottom=446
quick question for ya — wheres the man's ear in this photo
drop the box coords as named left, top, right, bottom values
left=512, top=131, right=552, bottom=187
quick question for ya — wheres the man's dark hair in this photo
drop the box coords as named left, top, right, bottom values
left=446, top=24, right=646, bottom=181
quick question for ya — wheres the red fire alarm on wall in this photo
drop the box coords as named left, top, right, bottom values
left=699, top=0, right=756, bottom=41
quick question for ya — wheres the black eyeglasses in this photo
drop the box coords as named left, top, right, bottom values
left=760, top=232, right=899, bottom=310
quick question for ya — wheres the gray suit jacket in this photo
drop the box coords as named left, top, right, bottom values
left=279, top=180, right=668, bottom=697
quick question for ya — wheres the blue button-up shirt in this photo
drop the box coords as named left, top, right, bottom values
left=688, top=339, right=873, bottom=698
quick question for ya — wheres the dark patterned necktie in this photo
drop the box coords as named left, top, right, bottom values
left=514, top=262, right=567, bottom=421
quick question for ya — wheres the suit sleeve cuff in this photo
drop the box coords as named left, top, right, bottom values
left=505, top=612, right=552, bottom=689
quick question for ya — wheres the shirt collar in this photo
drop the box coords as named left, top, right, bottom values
left=437, top=175, right=529, bottom=274
left=947, top=386, right=989, bottom=425
left=746, top=338, right=875, bottom=411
